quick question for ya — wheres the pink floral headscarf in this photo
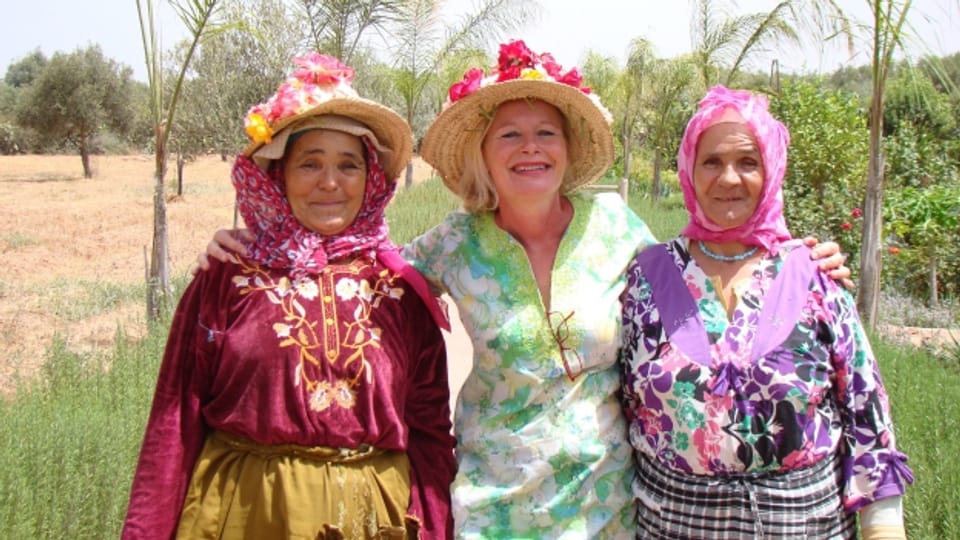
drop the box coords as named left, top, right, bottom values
left=677, top=85, right=792, bottom=253
left=231, top=135, right=396, bottom=278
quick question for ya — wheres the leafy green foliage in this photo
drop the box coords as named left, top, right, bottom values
left=883, top=70, right=956, bottom=139
left=3, top=49, right=47, bottom=88
left=770, top=79, right=869, bottom=269
left=170, top=0, right=299, bottom=159
left=883, top=182, right=960, bottom=302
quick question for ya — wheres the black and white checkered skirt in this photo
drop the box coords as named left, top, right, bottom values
left=633, top=452, right=857, bottom=539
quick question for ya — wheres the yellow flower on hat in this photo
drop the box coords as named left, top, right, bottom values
left=245, top=112, right=273, bottom=144
left=520, top=68, right=544, bottom=80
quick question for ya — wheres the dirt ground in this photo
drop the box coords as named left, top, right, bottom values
left=0, top=153, right=438, bottom=397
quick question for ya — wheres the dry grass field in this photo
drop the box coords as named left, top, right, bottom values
left=0, top=153, right=436, bottom=397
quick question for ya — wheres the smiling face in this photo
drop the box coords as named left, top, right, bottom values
left=283, top=129, right=367, bottom=235
left=693, top=122, right=765, bottom=230
left=481, top=99, right=568, bottom=205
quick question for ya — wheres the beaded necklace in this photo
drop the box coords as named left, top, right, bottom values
left=697, top=240, right=759, bottom=262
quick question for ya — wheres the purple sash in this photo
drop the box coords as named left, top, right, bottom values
left=635, top=242, right=817, bottom=367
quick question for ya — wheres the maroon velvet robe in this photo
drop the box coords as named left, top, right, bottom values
left=122, top=256, right=455, bottom=539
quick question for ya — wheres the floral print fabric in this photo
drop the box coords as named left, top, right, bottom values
left=620, top=237, right=913, bottom=512
left=403, top=192, right=656, bottom=539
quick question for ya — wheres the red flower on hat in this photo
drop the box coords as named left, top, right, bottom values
left=445, top=39, right=593, bottom=105
left=555, top=67, right=587, bottom=92
left=449, top=67, right=484, bottom=102
left=293, top=52, right=354, bottom=86
left=496, top=40, right=537, bottom=81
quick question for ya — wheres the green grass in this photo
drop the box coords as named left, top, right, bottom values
left=1, top=190, right=956, bottom=539
left=33, top=279, right=148, bottom=321
left=871, top=335, right=960, bottom=539
left=2, top=231, right=38, bottom=249
left=387, top=176, right=461, bottom=245
left=0, top=330, right=165, bottom=538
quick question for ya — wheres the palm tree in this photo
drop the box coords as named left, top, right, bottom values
left=644, top=56, right=697, bottom=204
left=618, top=38, right=656, bottom=201
left=689, top=0, right=852, bottom=88
left=858, top=0, right=914, bottom=328
left=389, top=0, right=541, bottom=187
left=137, top=0, right=225, bottom=322
left=297, top=0, right=406, bottom=66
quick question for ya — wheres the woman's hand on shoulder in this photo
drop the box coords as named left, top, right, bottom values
left=192, top=229, right=253, bottom=274
left=802, top=236, right=855, bottom=291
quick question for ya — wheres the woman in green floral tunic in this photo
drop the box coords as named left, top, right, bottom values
left=398, top=40, right=652, bottom=538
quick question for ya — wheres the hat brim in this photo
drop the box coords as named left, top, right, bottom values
left=243, top=97, right=413, bottom=181
left=420, top=79, right=614, bottom=194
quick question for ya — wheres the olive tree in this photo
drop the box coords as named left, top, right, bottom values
left=16, top=45, right=133, bottom=177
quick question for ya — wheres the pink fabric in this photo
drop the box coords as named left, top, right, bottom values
left=231, top=136, right=395, bottom=277
left=677, top=85, right=792, bottom=253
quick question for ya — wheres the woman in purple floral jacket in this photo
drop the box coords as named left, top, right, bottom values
left=620, top=85, right=913, bottom=540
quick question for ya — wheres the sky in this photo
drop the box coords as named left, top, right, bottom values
left=2, top=0, right=959, bottom=83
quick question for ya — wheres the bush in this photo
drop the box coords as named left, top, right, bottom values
left=770, top=79, right=870, bottom=272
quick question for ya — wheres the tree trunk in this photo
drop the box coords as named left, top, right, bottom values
left=404, top=161, right=414, bottom=189
left=177, top=154, right=185, bottom=196
left=929, top=250, right=938, bottom=306
left=652, top=148, right=663, bottom=205
left=147, top=136, right=171, bottom=323
left=620, top=136, right=631, bottom=203
left=857, top=113, right=884, bottom=329
left=80, top=134, right=93, bottom=179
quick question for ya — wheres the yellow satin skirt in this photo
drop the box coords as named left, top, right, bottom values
left=175, top=431, right=418, bottom=539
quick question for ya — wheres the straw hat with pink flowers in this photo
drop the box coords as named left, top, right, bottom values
left=421, top=39, right=615, bottom=194
left=241, top=53, right=413, bottom=181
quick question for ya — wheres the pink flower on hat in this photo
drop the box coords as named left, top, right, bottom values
left=292, top=52, right=354, bottom=86
left=449, top=67, right=484, bottom=102
left=243, top=53, right=358, bottom=145
left=445, top=39, right=592, bottom=105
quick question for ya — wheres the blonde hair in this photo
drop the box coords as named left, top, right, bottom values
left=452, top=99, right=575, bottom=213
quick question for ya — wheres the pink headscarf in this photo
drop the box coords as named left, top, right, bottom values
left=676, top=85, right=792, bottom=253
left=231, top=135, right=396, bottom=278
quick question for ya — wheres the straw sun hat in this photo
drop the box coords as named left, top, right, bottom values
left=421, top=40, right=614, bottom=194
left=242, top=53, right=412, bottom=181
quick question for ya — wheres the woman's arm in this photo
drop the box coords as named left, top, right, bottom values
left=121, top=273, right=215, bottom=539
left=859, top=496, right=907, bottom=539
left=402, top=311, right=456, bottom=539
left=823, top=278, right=913, bottom=515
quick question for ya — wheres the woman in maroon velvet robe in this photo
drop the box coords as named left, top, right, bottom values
left=121, top=53, right=455, bottom=540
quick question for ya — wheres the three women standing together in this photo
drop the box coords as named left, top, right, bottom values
left=133, top=39, right=910, bottom=539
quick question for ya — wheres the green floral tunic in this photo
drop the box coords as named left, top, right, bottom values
left=403, top=192, right=657, bottom=539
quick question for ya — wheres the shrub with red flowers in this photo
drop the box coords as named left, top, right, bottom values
left=446, top=39, right=592, bottom=105
left=834, top=207, right=864, bottom=272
